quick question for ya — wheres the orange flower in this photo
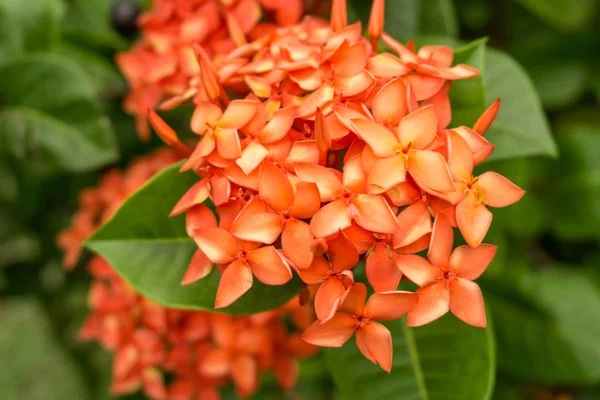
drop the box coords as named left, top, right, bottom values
left=302, top=282, right=418, bottom=372
left=397, top=214, right=496, bottom=327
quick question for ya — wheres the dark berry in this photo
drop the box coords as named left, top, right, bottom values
left=111, top=0, right=141, bottom=37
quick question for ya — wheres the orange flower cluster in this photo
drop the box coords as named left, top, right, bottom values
left=117, top=0, right=304, bottom=140
left=149, top=0, right=526, bottom=373
left=58, top=149, right=317, bottom=399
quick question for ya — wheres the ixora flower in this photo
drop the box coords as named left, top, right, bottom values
left=58, top=149, right=318, bottom=399
left=116, top=0, right=305, bottom=140
left=147, top=0, right=525, bottom=373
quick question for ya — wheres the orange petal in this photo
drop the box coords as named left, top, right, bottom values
left=191, top=103, right=222, bottom=134
left=429, top=196, right=457, bottom=226
left=349, top=194, right=398, bottom=234
left=288, top=182, right=321, bottom=219
left=328, top=232, right=359, bottom=272
left=366, top=155, right=406, bottom=194
left=215, top=259, right=253, bottom=308
left=406, top=280, right=450, bottom=327
left=435, top=64, right=480, bottom=80
left=331, top=41, right=369, bottom=77
left=456, top=193, right=492, bottom=248
left=224, top=163, right=259, bottom=190
left=408, top=150, right=455, bottom=193
left=449, top=244, right=497, bottom=281
left=385, top=181, right=420, bottom=207
left=245, top=75, right=272, bottom=98
left=235, top=140, right=269, bottom=175
left=210, top=174, right=231, bottom=206
left=185, top=204, right=217, bottom=237
left=282, top=220, right=314, bottom=270
left=297, top=255, right=331, bottom=284
left=193, top=227, right=239, bottom=264
left=343, top=222, right=375, bottom=253
left=231, top=211, right=283, bottom=244
left=171, top=179, right=210, bottom=216
left=338, top=282, right=367, bottom=316
left=247, top=246, right=292, bottom=285
left=365, top=243, right=402, bottom=292
left=330, top=0, right=348, bottom=32
left=315, top=108, right=331, bottom=152
left=356, top=325, right=377, bottom=365
left=301, top=313, right=356, bottom=347
left=315, top=278, right=347, bottom=321
left=199, top=348, right=230, bottom=377
left=425, top=212, right=453, bottom=268
left=371, top=77, right=407, bottom=126
left=351, top=119, right=398, bottom=158
left=395, top=254, right=440, bottom=287
left=397, top=106, right=438, bottom=150
left=297, top=83, right=335, bottom=118
left=334, top=70, right=375, bottom=97
left=405, top=72, right=445, bottom=101
left=231, top=354, right=258, bottom=398
left=446, top=129, right=474, bottom=181
left=283, top=140, right=320, bottom=171
left=365, top=291, right=418, bottom=321
left=214, top=127, right=241, bottom=159
left=366, top=53, right=411, bottom=78
left=367, top=0, right=385, bottom=45
left=449, top=278, right=486, bottom=327
left=381, top=32, right=419, bottom=63
left=343, top=154, right=367, bottom=194
left=473, top=98, right=500, bottom=135
left=418, top=45, right=453, bottom=67
left=422, top=85, right=451, bottom=130
left=295, top=163, right=343, bottom=202
left=180, top=134, right=215, bottom=172
left=392, top=200, right=432, bottom=249
left=476, top=172, right=525, bottom=208
left=357, top=322, right=392, bottom=372
left=258, top=162, right=294, bottom=212
left=310, top=198, right=352, bottom=238
left=395, top=233, right=430, bottom=254
left=257, top=105, right=297, bottom=144
left=148, top=110, right=191, bottom=155
left=181, top=249, right=213, bottom=285
left=218, top=100, right=258, bottom=129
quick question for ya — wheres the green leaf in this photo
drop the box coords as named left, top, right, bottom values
left=449, top=38, right=487, bottom=127
left=514, top=0, right=598, bottom=31
left=0, top=7, right=23, bottom=66
left=0, top=54, right=119, bottom=173
left=484, top=48, right=557, bottom=161
left=0, top=0, right=62, bottom=50
left=86, top=162, right=301, bottom=314
left=486, top=267, right=600, bottom=385
left=324, top=315, right=495, bottom=400
left=0, top=298, right=90, bottom=400
left=62, top=0, right=127, bottom=50
left=419, top=0, right=459, bottom=37
left=529, top=61, right=589, bottom=110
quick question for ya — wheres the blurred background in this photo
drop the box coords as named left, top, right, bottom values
left=0, top=0, right=599, bottom=399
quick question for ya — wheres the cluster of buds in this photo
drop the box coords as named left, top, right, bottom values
left=149, top=0, right=525, bottom=373
left=58, top=149, right=317, bottom=399
left=116, top=0, right=305, bottom=140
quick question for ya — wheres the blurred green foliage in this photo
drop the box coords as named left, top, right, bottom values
left=1, top=0, right=599, bottom=399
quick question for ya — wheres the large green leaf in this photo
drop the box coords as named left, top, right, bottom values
left=514, top=0, right=598, bottom=31
left=483, top=47, right=557, bottom=161
left=62, top=0, right=127, bottom=49
left=0, top=54, right=118, bottom=173
left=486, top=267, right=600, bottom=385
left=0, top=0, right=62, bottom=50
left=86, top=162, right=301, bottom=314
left=0, top=7, right=23, bottom=66
left=419, top=0, right=459, bottom=37
left=325, top=315, right=495, bottom=400
left=449, top=38, right=487, bottom=127
left=0, top=298, right=90, bottom=400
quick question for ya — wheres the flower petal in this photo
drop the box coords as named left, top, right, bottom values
left=435, top=64, right=480, bottom=80
left=301, top=312, right=357, bottom=347
left=310, top=199, right=352, bottom=238
left=231, top=354, right=259, bottom=398
left=297, top=255, right=330, bottom=284
left=315, top=108, right=332, bottom=152
left=392, top=200, right=432, bottom=248
left=288, top=182, right=321, bottom=219
left=349, top=194, right=398, bottom=234
left=192, top=227, right=239, bottom=264
left=446, top=129, right=474, bottom=181
left=386, top=181, right=421, bottom=207
left=283, top=140, right=320, bottom=171
left=343, top=222, right=375, bottom=254
left=476, top=172, right=525, bottom=208
left=297, top=83, right=335, bottom=118
left=351, top=119, right=398, bottom=158
left=181, top=249, right=213, bottom=285
left=218, top=100, right=259, bottom=129
left=427, top=213, right=454, bottom=269
left=456, top=193, right=492, bottom=248
left=231, top=212, right=283, bottom=244
left=395, top=254, right=440, bottom=287
left=371, top=77, right=407, bottom=126
left=418, top=45, right=453, bottom=68
left=257, top=105, right=297, bottom=144
left=334, top=70, right=375, bottom=97
left=406, top=280, right=450, bottom=327
left=366, top=155, right=406, bottom=194
left=405, top=72, right=445, bottom=101
left=328, top=232, right=359, bottom=272
left=343, top=154, right=367, bottom=194
left=449, top=278, right=486, bottom=327
left=397, top=106, right=438, bottom=150
left=215, top=259, right=253, bottom=308
left=449, top=244, right=497, bottom=281
left=295, top=163, right=343, bottom=202
left=191, top=103, right=222, bottom=134
left=408, top=150, right=455, bottom=193
left=366, top=243, right=402, bottom=292
left=473, top=98, right=500, bottom=135
left=357, top=322, right=393, bottom=372
left=331, top=41, right=369, bottom=77
left=338, top=282, right=367, bottom=316
left=365, top=291, right=419, bottom=321
left=356, top=326, right=377, bottom=365
left=171, top=179, right=210, bottom=216
left=247, top=246, right=292, bottom=285
left=282, top=220, right=314, bottom=270
left=236, top=140, right=269, bottom=175
left=258, top=162, right=294, bottom=212
left=214, top=127, right=242, bottom=159
left=315, top=278, right=347, bottom=321
left=185, top=204, right=217, bottom=237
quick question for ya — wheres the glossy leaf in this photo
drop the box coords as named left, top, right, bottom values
left=324, top=315, right=495, bottom=400
left=86, top=162, right=301, bottom=314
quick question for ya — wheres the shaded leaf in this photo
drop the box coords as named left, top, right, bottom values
left=86, top=162, right=301, bottom=314
left=0, top=0, right=62, bottom=50
left=514, top=0, right=598, bottom=31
